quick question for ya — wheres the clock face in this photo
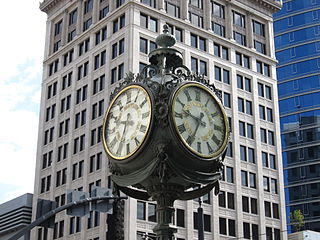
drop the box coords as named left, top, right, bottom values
left=103, top=85, right=152, bottom=160
left=171, top=83, right=229, bottom=158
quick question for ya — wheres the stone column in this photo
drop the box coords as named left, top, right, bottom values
left=225, top=3, right=233, bottom=40
left=246, top=12, right=254, bottom=49
left=158, top=0, right=164, bottom=11
left=204, top=0, right=211, bottom=30
left=92, top=0, right=99, bottom=24
left=265, top=21, right=273, bottom=58
left=76, top=0, right=83, bottom=35
left=181, top=1, right=189, bottom=21
left=61, top=10, right=68, bottom=46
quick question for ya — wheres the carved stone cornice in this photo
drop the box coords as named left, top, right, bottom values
left=39, top=0, right=67, bottom=13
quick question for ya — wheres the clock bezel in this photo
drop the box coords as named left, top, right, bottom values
left=102, top=84, right=153, bottom=161
left=170, top=82, right=229, bottom=159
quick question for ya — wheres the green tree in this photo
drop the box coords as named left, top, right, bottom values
left=290, top=210, right=305, bottom=232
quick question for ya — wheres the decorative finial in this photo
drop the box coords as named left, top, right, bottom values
left=156, top=24, right=176, bottom=48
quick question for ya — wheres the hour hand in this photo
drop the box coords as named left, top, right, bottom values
left=183, top=109, right=206, bottom=127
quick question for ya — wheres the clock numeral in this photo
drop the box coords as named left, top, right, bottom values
left=109, top=137, right=117, bottom=150
left=214, top=124, right=223, bottom=132
left=176, top=97, right=185, bottom=108
left=211, top=112, right=219, bottom=118
left=140, top=124, right=147, bottom=133
left=134, top=137, right=140, bottom=146
left=116, top=101, right=123, bottom=110
left=142, top=111, right=150, bottom=119
left=211, top=134, right=221, bottom=146
left=183, top=90, right=192, bottom=102
left=197, top=142, right=202, bottom=153
left=174, top=111, right=183, bottom=119
left=186, top=135, right=195, bottom=146
left=140, top=99, right=147, bottom=108
left=134, top=90, right=139, bottom=102
left=116, top=142, right=124, bottom=155
left=205, top=98, right=210, bottom=107
left=206, top=142, right=214, bottom=154
left=126, top=143, right=130, bottom=155
left=126, top=90, right=132, bottom=104
left=195, top=90, right=201, bottom=102
left=177, top=124, right=186, bottom=133
left=108, top=127, right=115, bottom=134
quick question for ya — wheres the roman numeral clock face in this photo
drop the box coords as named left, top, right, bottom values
left=172, top=83, right=229, bottom=158
left=103, top=85, right=152, bottom=160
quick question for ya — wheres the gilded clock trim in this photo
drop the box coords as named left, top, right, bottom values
left=170, top=82, right=229, bottom=159
left=102, top=84, right=153, bottom=160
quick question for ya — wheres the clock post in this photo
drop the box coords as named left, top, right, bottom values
left=102, top=25, right=229, bottom=240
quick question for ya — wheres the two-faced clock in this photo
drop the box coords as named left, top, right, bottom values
left=171, top=82, right=229, bottom=159
left=102, top=85, right=152, bottom=160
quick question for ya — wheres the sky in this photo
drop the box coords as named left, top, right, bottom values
left=0, top=1, right=47, bottom=204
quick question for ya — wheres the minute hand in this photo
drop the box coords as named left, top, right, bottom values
left=183, top=109, right=206, bottom=127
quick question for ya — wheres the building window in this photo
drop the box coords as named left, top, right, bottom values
left=76, top=85, right=88, bottom=104
left=137, top=201, right=146, bottom=220
left=140, top=38, right=157, bottom=54
left=111, top=63, right=124, bottom=84
left=141, top=0, right=156, bottom=8
left=116, top=0, right=125, bottom=8
left=237, top=74, right=251, bottom=92
left=214, top=43, right=229, bottom=60
left=54, top=20, right=62, bottom=36
left=189, top=12, right=203, bottom=28
left=63, top=49, right=74, bottom=66
left=99, top=6, right=109, bottom=20
left=191, top=57, right=207, bottom=76
left=165, top=2, right=180, bottom=18
left=212, top=2, right=224, bottom=18
left=234, top=31, right=246, bottom=46
left=212, top=22, right=225, bottom=37
left=223, top=92, right=231, bottom=108
left=190, top=0, right=203, bottom=9
left=256, top=60, right=270, bottom=76
left=78, top=38, right=90, bottom=56
left=167, top=24, right=183, bottom=42
left=176, top=209, right=185, bottom=227
left=84, top=0, right=93, bottom=14
left=83, top=18, right=92, bottom=31
left=254, top=40, right=266, bottom=54
left=236, top=52, right=250, bottom=69
left=190, top=33, right=206, bottom=51
left=47, top=81, right=57, bottom=99
left=253, top=20, right=265, bottom=36
left=113, top=14, right=126, bottom=33
left=69, top=9, right=77, bottom=25
left=233, top=11, right=245, bottom=27
left=140, top=13, right=158, bottom=32
left=95, top=26, right=107, bottom=45
left=75, top=109, right=86, bottom=129
left=92, top=74, right=105, bottom=95
left=48, top=59, right=59, bottom=76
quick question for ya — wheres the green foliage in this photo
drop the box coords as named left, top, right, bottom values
left=290, top=210, right=305, bottom=232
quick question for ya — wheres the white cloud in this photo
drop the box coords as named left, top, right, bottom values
left=0, top=0, right=46, bottom=202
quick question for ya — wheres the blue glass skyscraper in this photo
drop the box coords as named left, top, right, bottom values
left=274, top=0, right=320, bottom=232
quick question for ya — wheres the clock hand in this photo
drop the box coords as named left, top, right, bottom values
left=120, top=113, right=131, bottom=141
left=183, top=109, right=206, bottom=127
left=191, top=112, right=205, bottom=138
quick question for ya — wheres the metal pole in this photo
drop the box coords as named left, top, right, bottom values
left=8, top=196, right=127, bottom=240
left=197, top=197, right=204, bottom=240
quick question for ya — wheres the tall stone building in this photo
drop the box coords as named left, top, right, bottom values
left=32, top=0, right=286, bottom=239
left=273, top=0, right=320, bottom=232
